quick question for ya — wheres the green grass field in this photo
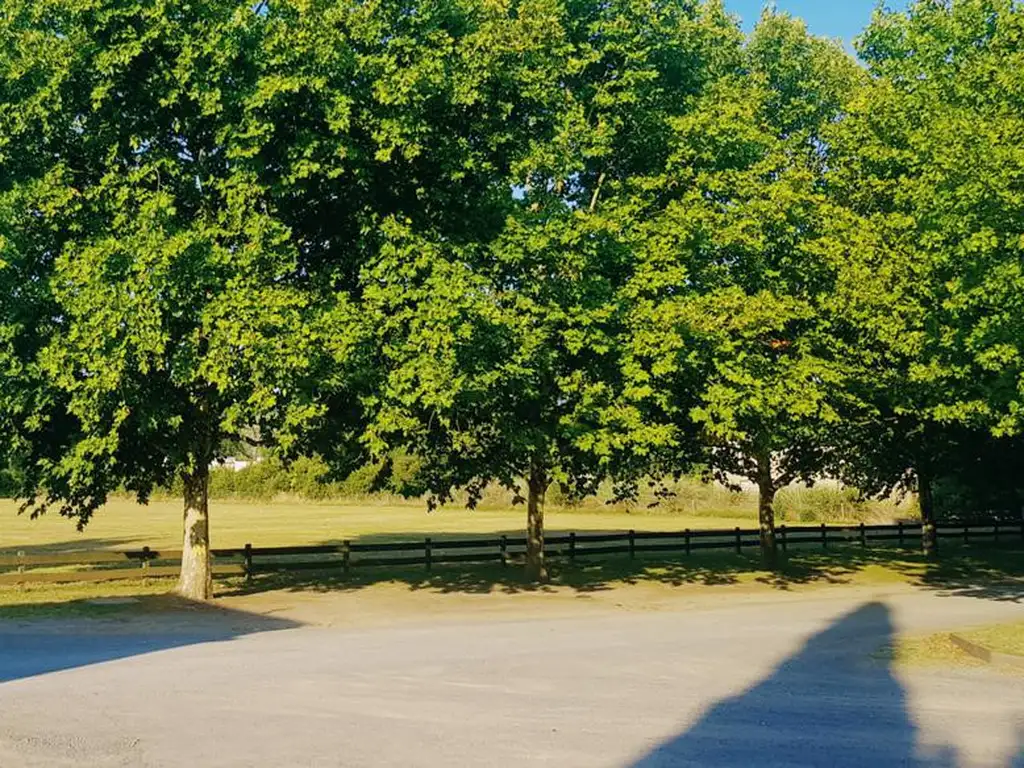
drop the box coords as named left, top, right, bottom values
left=0, top=497, right=766, bottom=553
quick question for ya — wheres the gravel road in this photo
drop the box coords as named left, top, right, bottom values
left=1, top=588, right=1022, bottom=767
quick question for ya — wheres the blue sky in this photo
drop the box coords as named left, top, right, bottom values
left=725, top=1, right=908, bottom=44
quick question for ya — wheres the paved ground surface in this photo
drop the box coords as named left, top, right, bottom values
left=1, top=587, right=1022, bottom=767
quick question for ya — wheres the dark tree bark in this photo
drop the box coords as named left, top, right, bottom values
left=177, top=464, right=213, bottom=600
left=918, top=467, right=937, bottom=557
left=755, top=451, right=778, bottom=565
left=525, top=462, right=548, bottom=582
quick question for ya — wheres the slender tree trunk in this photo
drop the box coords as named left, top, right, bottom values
left=755, top=452, right=778, bottom=565
left=918, top=468, right=937, bottom=557
left=525, top=462, right=548, bottom=582
left=177, top=465, right=212, bottom=600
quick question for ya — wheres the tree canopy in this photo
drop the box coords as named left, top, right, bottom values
left=823, top=0, right=1024, bottom=551
left=618, top=11, right=862, bottom=558
left=2, top=0, right=1023, bottom=595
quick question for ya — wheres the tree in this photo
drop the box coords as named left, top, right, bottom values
left=824, top=0, right=1024, bottom=554
left=0, top=0, right=343, bottom=599
left=361, top=0, right=740, bottom=580
left=931, top=432, right=1024, bottom=523
left=621, top=11, right=861, bottom=561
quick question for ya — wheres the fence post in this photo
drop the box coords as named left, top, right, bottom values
left=898, top=521, right=905, bottom=548
left=500, top=535, right=508, bottom=567
left=819, top=523, right=827, bottom=550
left=629, top=530, right=636, bottom=559
left=994, top=522, right=1000, bottom=543
left=684, top=529, right=691, bottom=556
left=142, top=546, right=151, bottom=570
left=244, top=543, right=253, bottom=583
left=964, top=524, right=970, bottom=545
left=569, top=532, right=576, bottom=563
left=425, top=537, right=432, bottom=572
left=859, top=522, right=867, bottom=548
left=734, top=527, right=742, bottom=555
left=17, top=550, right=24, bottom=575
left=342, top=540, right=350, bottom=575
left=780, top=525, right=787, bottom=553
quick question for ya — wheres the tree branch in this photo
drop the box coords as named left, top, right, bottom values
left=589, top=171, right=606, bottom=213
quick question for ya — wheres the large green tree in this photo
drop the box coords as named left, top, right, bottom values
left=621, top=11, right=860, bottom=560
left=824, top=0, right=1024, bottom=554
left=361, top=0, right=739, bottom=580
left=0, top=0, right=352, bottom=599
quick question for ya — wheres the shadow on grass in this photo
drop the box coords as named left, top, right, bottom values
left=0, top=594, right=300, bottom=684
left=0, top=537, right=150, bottom=556
left=218, top=536, right=1024, bottom=602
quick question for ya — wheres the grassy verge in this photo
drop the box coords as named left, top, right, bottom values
left=0, top=579, right=180, bottom=619
left=958, top=620, right=1024, bottom=656
left=3, top=542, right=1020, bottom=622
left=881, top=633, right=988, bottom=669
left=224, top=541, right=1024, bottom=596
left=883, top=621, right=1024, bottom=670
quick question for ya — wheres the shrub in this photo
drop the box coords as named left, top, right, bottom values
left=388, top=450, right=426, bottom=497
left=774, top=484, right=903, bottom=524
left=0, top=465, right=22, bottom=498
left=288, top=455, right=333, bottom=500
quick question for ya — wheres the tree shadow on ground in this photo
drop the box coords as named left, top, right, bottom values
left=0, top=537, right=150, bottom=556
left=218, top=533, right=1024, bottom=601
left=632, top=602, right=961, bottom=767
left=0, top=595, right=300, bottom=684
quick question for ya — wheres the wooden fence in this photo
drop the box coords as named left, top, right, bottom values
left=1, top=520, right=1022, bottom=586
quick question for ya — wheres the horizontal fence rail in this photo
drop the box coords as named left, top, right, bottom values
left=1, top=520, right=1021, bottom=586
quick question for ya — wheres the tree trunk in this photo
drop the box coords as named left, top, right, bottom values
left=177, top=465, right=213, bottom=600
left=918, top=468, right=937, bottom=557
left=758, top=483, right=778, bottom=563
left=755, top=452, right=778, bottom=565
left=525, top=463, right=548, bottom=582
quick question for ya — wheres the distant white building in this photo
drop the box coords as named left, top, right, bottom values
left=212, top=456, right=261, bottom=472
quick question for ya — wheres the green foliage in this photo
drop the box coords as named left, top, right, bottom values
left=0, top=462, right=23, bottom=499
left=620, top=11, right=863, bottom=522
left=2, top=0, right=1022, bottom=561
left=824, top=0, right=1024, bottom=502
left=361, top=0, right=743, bottom=508
left=931, top=434, right=1024, bottom=523
left=774, top=485, right=898, bottom=525
left=0, top=0, right=344, bottom=525
left=152, top=450, right=427, bottom=501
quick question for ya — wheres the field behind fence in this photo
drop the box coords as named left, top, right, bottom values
left=2, top=520, right=1022, bottom=586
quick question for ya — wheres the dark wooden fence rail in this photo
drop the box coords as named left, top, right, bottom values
left=1, top=520, right=1021, bottom=586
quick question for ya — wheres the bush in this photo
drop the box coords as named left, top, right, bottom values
left=336, top=460, right=385, bottom=497
left=388, top=450, right=427, bottom=497
left=288, top=455, right=334, bottom=500
left=0, top=465, right=21, bottom=498
left=774, top=485, right=903, bottom=524
left=149, top=457, right=911, bottom=525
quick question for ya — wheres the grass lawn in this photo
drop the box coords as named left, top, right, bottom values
left=2, top=494, right=1019, bottom=625
left=1, top=497, right=763, bottom=553
left=3, top=541, right=1021, bottom=625
left=884, top=621, right=1024, bottom=671
left=0, top=579, right=176, bottom=618
left=959, top=620, right=1024, bottom=657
